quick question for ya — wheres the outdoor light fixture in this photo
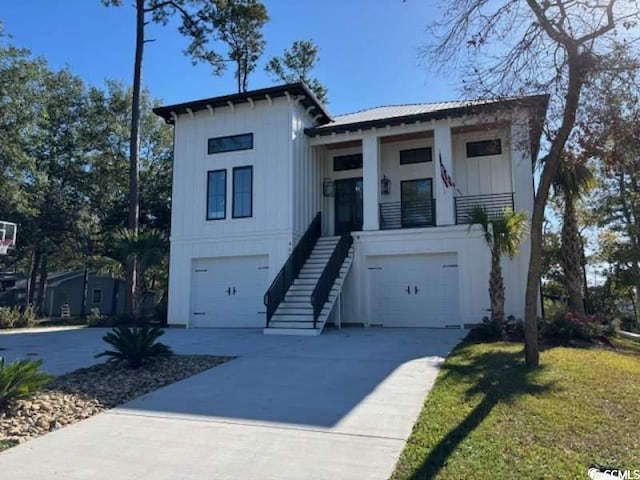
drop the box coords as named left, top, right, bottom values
left=381, top=175, right=391, bottom=195
left=323, top=178, right=335, bottom=197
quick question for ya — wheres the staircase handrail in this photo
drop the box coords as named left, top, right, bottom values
left=264, top=212, right=321, bottom=326
left=310, top=234, right=353, bottom=328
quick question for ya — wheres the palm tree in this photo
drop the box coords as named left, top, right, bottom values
left=552, top=154, right=595, bottom=320
left=113, top=228, right=168, bottom=321
left=468, top=208, right=530, bottom=337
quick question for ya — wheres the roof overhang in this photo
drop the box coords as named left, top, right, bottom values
left=153, top=82, right=332, bottom=126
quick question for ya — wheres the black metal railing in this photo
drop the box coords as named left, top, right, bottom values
left=379, top=199, right=436, bottom=230
left=454, top=192, right=515, bottom=224
left=264, top=212, right=321, bottom=326
left=310, top=234, right=353, bottom=328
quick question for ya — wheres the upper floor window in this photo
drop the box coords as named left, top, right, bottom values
left=207, top=169, right=227, bottom=220
left=400, top=147, right=432, bottom=165
left=333, top=153, right=363, bottom=171
left=208, top=133, right=253, bottom=154
left=466, top=139, right=502, bottom=157
left=233, top=166, right=253, bottom=218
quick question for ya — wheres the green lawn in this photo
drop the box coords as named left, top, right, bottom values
left=392, top=339, right=640, bottom=480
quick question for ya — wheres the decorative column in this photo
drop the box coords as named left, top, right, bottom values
left=362, top=134, right=380, bottom=231
left=433, top=125, right=455, bottom=226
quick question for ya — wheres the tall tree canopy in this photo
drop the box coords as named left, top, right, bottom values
left=424, top=0, right=640, bottom=367
left=265, top=39, right=328, bottom=103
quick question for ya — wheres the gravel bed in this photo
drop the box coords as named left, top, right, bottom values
left=0, top=355, right=232, bottom=448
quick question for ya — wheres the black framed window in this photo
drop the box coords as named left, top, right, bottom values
left=400, top=147, right=432, bottom=165
left=232, top=166, right=253, bottom=218
left=207, top=169, right=227, bottom=220
left=466, top=139, right=502, bottom=157
left=401, top=178, right=434, bottom=227
left=208, top=133, right=253, bottom=154
left=333, top=154, right=363, bottom=171
left=92, top=289, right=102, bottom=305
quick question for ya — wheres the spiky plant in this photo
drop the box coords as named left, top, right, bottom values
left=468, top=207, right=530, bottom=337
left=96, top=327, right=173, bottom=369
left=0, top=357, right=53, bottom=410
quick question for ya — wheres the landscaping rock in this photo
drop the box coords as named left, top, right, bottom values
left=0, top=355, right=232, bottom=449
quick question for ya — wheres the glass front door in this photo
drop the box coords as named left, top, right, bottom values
left=334, top=178, right=363, bottom=235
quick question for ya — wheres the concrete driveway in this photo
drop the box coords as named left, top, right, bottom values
left=0, top=327, right=464, bottom=480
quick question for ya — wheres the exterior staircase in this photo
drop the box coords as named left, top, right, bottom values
left=264, top=236, right=354, bottom=336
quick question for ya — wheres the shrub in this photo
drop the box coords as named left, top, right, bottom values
left=505, top=315, right=525, bottom=341
left=15, top=306, right=37, bottom=328
left=540, top=307, right=608, bottom=342
left=0, top=307, right=21, bottom=329
left=0, top=357, right=53, bottom=410
left=86, top=307, right=104, bottom=327
left=467, top=316, right=503, bottom=342
left=95, top=326, right=173, bottom=369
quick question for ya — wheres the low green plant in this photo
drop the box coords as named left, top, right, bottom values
left=86, top=307, right=104, bottom=327
left=15, top=306, right=37, bottom=328
left=96, top=326, right=173, bottom=368
left=0, top=307, right=21, bottom=329
left=0, top=357, right=53, bottom=410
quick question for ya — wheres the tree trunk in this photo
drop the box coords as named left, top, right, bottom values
left=36, top=255, right=47, bottom=316
left=80, top=262, right=89, bottom=318
left=490, top=247, right=505, bottom=336
left=27, top=250, right=41, bottom=307
left=561, top=197, right=586, bottom=319
left=524, top=48, right=586, bottom=368
left=125, top=0, right=145, bottom=320
left=111, top=278, right=120, bottom=316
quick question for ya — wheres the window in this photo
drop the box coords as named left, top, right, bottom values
left=232, top=166, right=253, bottom=218
left=466, top=139, right=502, bottom=157
left=333, top=154, right=363, bottom=171
left=208, top=133, right=253, bottom=154
left=401, top=178, right=434, bottom=227
left=207, top=170, right=227, bottom=220
left=400, top=147, right=432, bottom=165
left=92, top=289, right=102, bottom=305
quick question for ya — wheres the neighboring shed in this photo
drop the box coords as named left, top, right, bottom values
left=0, top=271, right=155, bottom=318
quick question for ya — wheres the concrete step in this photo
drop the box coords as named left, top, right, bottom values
left=270, top=314, right=313, bottom=322
left=277, top=301, right=312, bottom=308
left=298, top=273, right=321, bottom=280
left=274, top=307, right=314, bottom=315
left=263, top=326, right=321, bottom=336
left=293, top=278, right=319, bottom=286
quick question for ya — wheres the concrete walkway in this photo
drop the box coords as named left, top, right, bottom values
left=0, top=327, right=464, bottom=480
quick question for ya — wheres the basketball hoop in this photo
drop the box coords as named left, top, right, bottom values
left=0, top=241, right=11, bottom=255
left=0, top=221, right=17, bottom=255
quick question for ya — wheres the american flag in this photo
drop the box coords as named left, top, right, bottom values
left=439, top=152, right=455, bottom=189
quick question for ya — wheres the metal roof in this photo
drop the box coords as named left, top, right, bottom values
left=305, top=95, right=549, bottom=137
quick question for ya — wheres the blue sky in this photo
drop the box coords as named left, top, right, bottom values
left=1, top=0, right=460, bottom=115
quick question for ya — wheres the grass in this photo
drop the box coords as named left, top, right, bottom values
left=0, top=439, right=17, bottom=452
left=392, top=339, right=640, bottom=480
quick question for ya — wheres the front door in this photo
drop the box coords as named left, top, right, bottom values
left=334, top=178, right=363, bottom=235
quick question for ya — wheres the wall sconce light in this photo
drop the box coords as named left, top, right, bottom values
left=381, top=175, right=391, bottom=195
left=323, top=178, right=335, bottom=197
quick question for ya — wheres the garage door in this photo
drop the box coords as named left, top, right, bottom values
left=368, top=253, right=459, bottom=327
left=190, top=255, right=269, bottom=327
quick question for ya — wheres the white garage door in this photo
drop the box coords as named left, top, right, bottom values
left=368, top=253, right=459, bottom=327
left=190, top=255, right=269, bottom=327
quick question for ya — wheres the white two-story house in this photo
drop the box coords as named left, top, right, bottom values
left=154, top=83, right=548, bottom=335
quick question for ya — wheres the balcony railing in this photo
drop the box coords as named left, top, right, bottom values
left=379, top=199, right=436, bottom=230
left=454, top=192, right=515, bottom=224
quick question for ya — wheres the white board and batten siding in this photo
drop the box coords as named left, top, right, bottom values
left=168, top=96, right=316, bottom=327
left=452, top=128, right=512, bottom=198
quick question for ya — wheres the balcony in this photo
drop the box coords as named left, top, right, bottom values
left=454, top=192, right=515, bottom=224
left=379, top=199, right=436, bottom=230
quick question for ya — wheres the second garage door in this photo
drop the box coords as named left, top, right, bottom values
left=190, top=255, right=269, bottom=327
left=368, top=253, right=459, bottom=327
